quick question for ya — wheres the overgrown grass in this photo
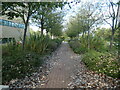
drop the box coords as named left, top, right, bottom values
left=2, top=34, right=62, bottom=84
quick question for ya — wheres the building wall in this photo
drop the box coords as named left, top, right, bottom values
left=0, top=16, right=30, bottom=42
left=2, top=26, right=24, bottom=41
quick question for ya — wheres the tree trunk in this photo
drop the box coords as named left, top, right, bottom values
left=82, top=31, right=85, bottom=38
left=41, top=26, right=43, bottom=36
left=110, top=33, right=114, bottom=49
left=46, top=30, right=49, bottom=35
left=22, top=16, right=30, bottom=50
left=110, top=28, right=115, bottom=49
left=88, top=30, right=90, bottom=50
left=40, top=15, right=44, bottom=36
left=118, top=22, right=120, bottom=62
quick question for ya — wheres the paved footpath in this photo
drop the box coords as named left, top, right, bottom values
left=39, top=43, right=120, bottom=89
left=40, top=43, right=81, bottom=88
left=8, top=42, right=120, bottom=89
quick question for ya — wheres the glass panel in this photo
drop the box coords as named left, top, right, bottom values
left=21, top=24, right=25, bottom=29
left=0, top=19, right=25, bottom=29
left=3, top=20, right=9, bottom=26
left=21, top=24, right=24, bottom=28
left=12, top=22, right=15, bottom=27
left=8, top=21, right=12, bottom=27
left=19, top=24, right=24, bottom=29
left=14, top=23, right=17, bottom=28
left=19, top=24, right=22, bottom=28
left=0, top=19, right=2, bottom=25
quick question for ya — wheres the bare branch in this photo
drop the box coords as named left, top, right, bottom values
left=103, top=18, right=112, bottom=28
left=109, top=4, right=113, bottom=17
left=110, top=2, right=115, bottom=18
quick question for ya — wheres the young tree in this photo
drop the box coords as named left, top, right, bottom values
left=79, top=2, right=102, bottom=49
left=102, top=0, right=120, bottom=48
left=2, top=2, right=40, bottom=49
left=2, top=2, right=66, bottom=49
left=32, top=2, right=64, bottom=37
left=48, top=11, right=63, bottom=37
left=66, top=2, right=102, bottom=49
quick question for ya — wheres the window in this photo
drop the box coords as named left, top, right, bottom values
left=11, top=22, right=15, bottom=27
left=1, top=38, right=15, bottom=44
left=8, top=21, right=12, bottom=27
left=0, top=19, right=2, bottom=25
left=19, top=24, right=25, bottom=29
left=14, top=23, right=18, bottom=28
left=0, top=19, right=25, bottom=29
left=3, top=20, right=9, bottom=26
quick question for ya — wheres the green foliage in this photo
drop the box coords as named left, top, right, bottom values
left=2, top=2, right=65, bottom=49
left=88, top=35, right=108, bottom=52
left=83, top=50, right=120, bottom=78
left=66, top=29, right=79, bottom=39
left=25, top=33, right=50, bottom=54
left=2, top=33, right=62, bottom=84
left=46, top=11, right=63, bottom=37
left=69, top=34, right=108, bottom=54
left=47, top=38, right=62, bottom=52
left=65, top=16, right=82, bottom=38
left=69, top=33, right=119, bottom=78
left=69, top=40, right=87, bottom=54
left=25, top=33, right=63, bottom=54
left=94, top=28, right=111, bottom=41
left=95, top=28, right=119, bottom=51
left=53, top=38, right=63, bottom=46
left=2, top=44, right=43, bottom=84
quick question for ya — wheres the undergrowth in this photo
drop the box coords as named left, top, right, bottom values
left=2, top=34, right=62, bottom=84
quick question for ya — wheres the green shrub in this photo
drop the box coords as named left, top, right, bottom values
left=2, top=43, right=43, bottom=84
left=82, top=50, right=120, bottom=78
left=89, top=36, right=108, bottom=52
left=69, top=40, right=88, bottom=54
left=2, top=33, right=62, bottom=84
left=46, top=38, right=63, bottom=52
left=68, top=34, right=119, bottom=78
left=25, top=34, right=50, bottom=54
left=47, top=40, right=58, bottom=52
left=53, top=38, right=63, bottom=46
left=25, top=33, right=62, bottom=54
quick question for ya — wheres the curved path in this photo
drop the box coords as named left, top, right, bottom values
left=40, top=43, right=81, bottom=88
